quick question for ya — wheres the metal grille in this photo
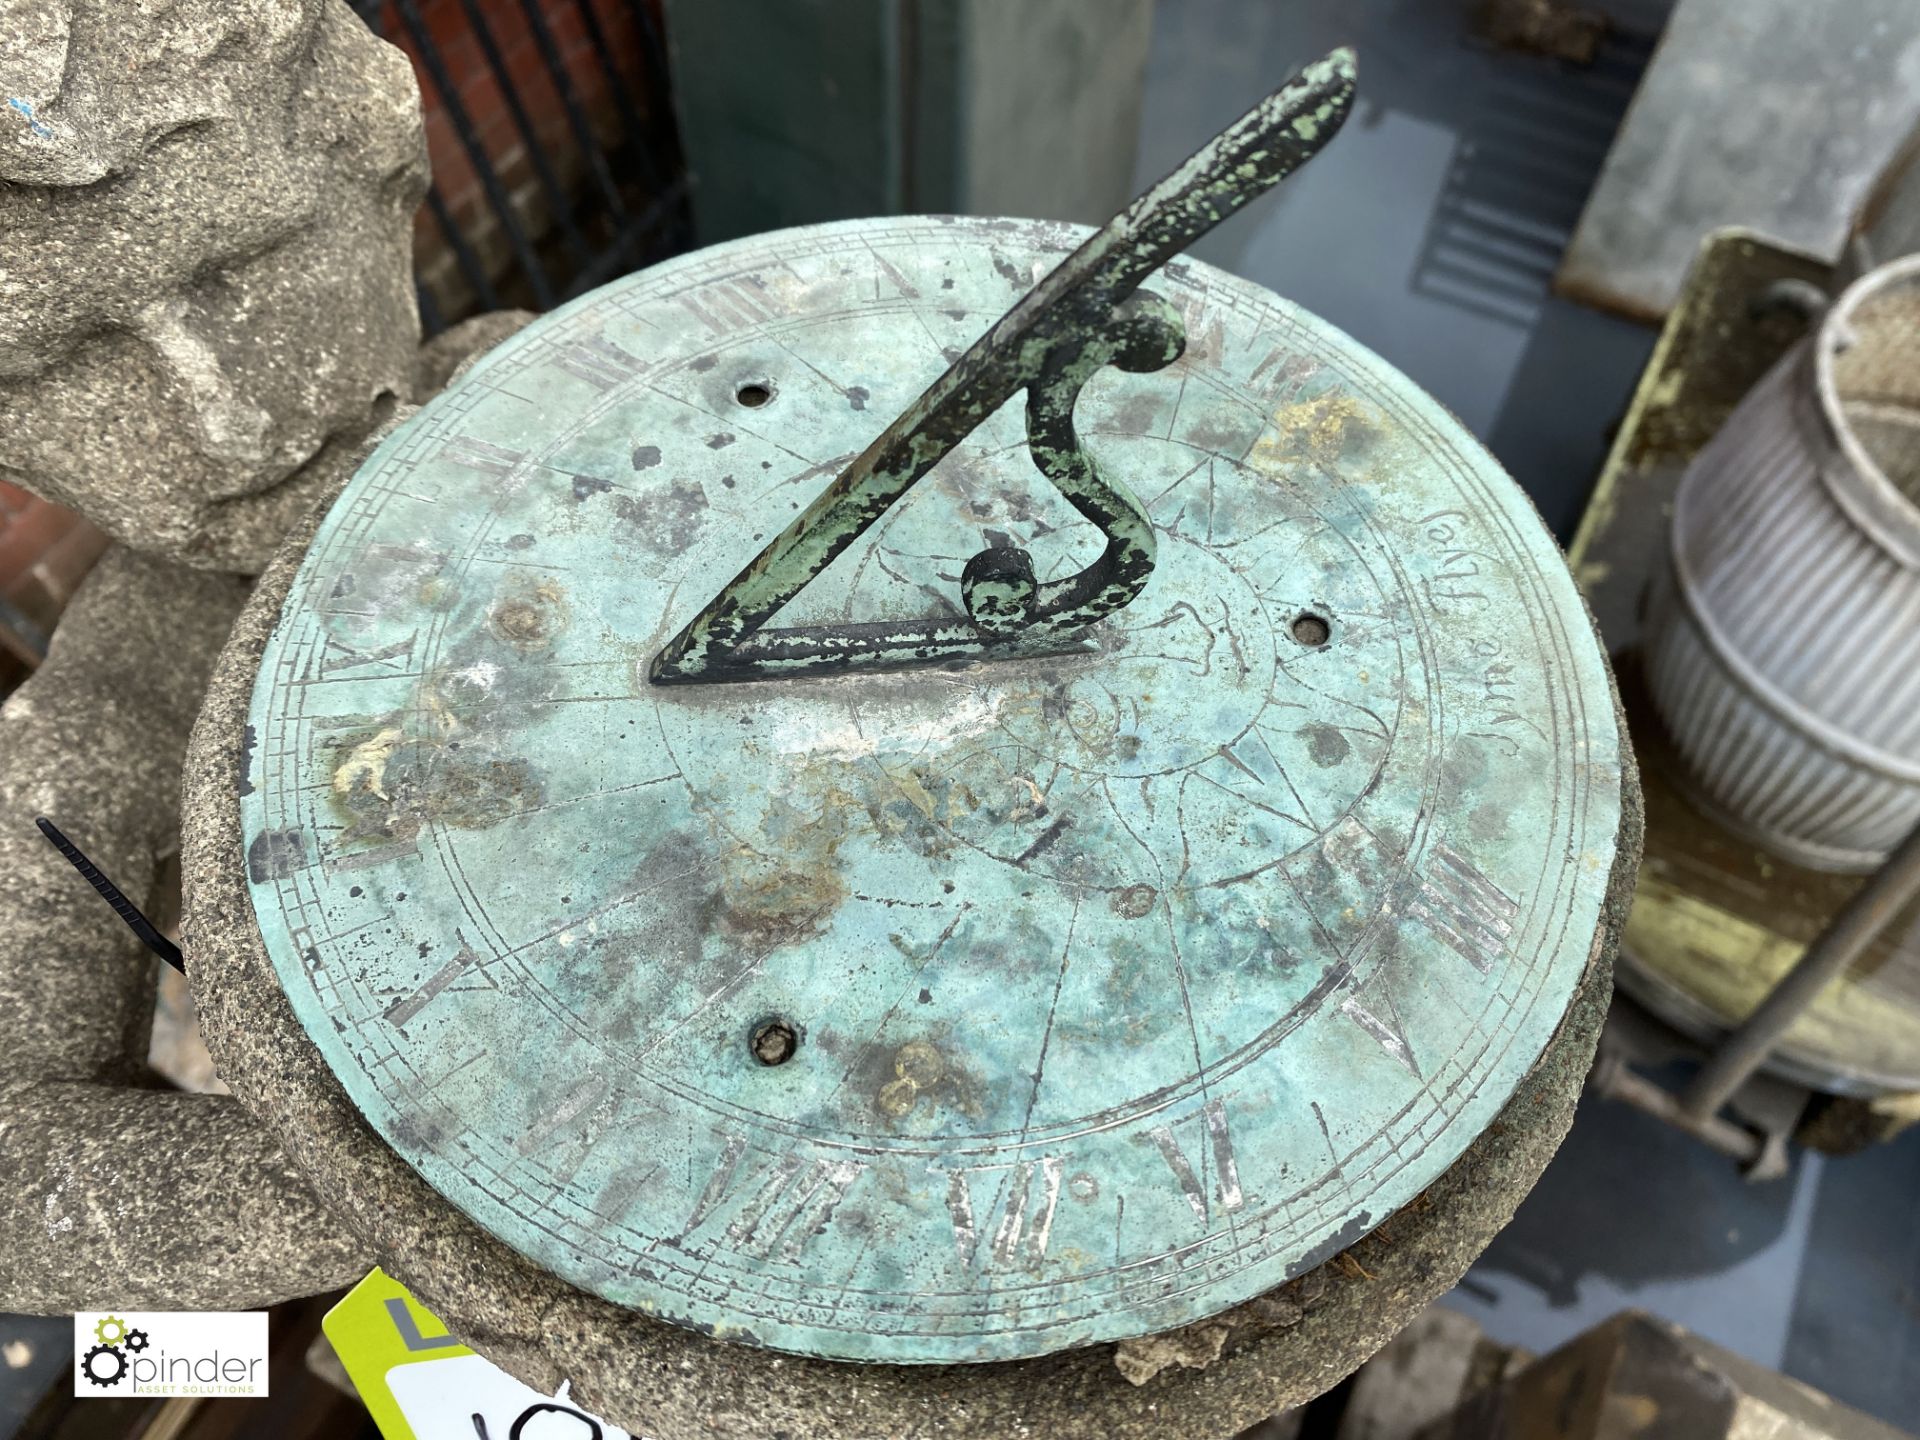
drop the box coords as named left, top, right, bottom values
left=348, top=0, right=691, bottom=334
left=1411, top=27, right=1656, bottom=329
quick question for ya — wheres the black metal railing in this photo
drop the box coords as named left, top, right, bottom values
left=348, top=0, right=691, bottom=334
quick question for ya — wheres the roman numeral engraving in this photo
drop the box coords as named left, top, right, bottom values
left=944, top=1157, right=1064, bottom=1270
left=1406, top=843, right=1517, bottom=974
left=324, top=837, right=421, bottom=874
left=1144, top=1097, right=1244, bottom=1224
left=682, top=1134, right=748, bottom=1235
left=383, top=936, right=477, bottom=1028
left=440, top=436, right=526, bottom=476
left=553, top=337, right=642, bottom=389
left=1248, top=341, right=1313, bottom=398
left=515, top=1073, right=611, bottom=1156
left=320, top=632, right=417, bottom=675
left=681, top=1136, right=865, bottom=1262
left=1341, top=970, right=1420, bottom=1078
left=1248, top=342, right=1287, bottom=390
left=678, top=279, right=777, bottom=333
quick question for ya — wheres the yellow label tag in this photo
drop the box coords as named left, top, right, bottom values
left=323, top=1269, right=629, bottom=1439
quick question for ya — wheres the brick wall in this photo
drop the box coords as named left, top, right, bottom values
left=0, top=481, right=108, bottom=698
left=359, top=0, right=685, bottom=324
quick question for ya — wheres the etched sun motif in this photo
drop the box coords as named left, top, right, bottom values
left=839, top=437, right=1420, bottom=898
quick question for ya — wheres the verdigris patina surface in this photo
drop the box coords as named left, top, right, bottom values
left=183, top=252, right=1636, bottom=1437
left=227, top=204, right=1627, bottom=1367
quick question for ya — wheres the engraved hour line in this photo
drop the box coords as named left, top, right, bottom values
left=944, top=1157, right=1064, bottom=1270
left=869, top=248, right=920, bottom=300
left=1143, top=1097, right=1244, bottom=1224
left=552, top=337, right=644, bottom=390
left=769, top=332, right=867, bottom=405
left=642, top=381, right=824, bottom=471
left=324, top=837, right=421, bottom=874
left=439, top=436, right=526, bottom=476
left=1405, top=842, right=1518, bottom=974
left=1204, top=734, right=1316, bottom=832
left=681, top=1136, right=866, bottom=1263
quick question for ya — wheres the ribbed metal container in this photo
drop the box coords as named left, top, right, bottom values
left=1645, top=253, right=1920, bottom=872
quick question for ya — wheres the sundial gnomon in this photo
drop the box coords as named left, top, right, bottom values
left=239, top=52, right=1623, bottom=1364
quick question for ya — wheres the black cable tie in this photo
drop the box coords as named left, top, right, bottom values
left=34, top=816, right=186, bottom=974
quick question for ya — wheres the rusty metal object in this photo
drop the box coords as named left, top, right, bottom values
left=1678, top=815, right=1920, bottom=1123
left=1587, top=983, right=1806, bottom=1179
left=1591, top=1055, right=1788, bottom=1177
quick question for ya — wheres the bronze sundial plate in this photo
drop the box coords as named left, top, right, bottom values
left=232, top=216, right=1628, bottom=1363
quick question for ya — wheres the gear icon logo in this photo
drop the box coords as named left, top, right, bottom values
left=77, top=1315, right=151, bottom=1393
left=80, top=1343, right=127, bottom=1387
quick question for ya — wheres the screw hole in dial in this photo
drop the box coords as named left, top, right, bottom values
left=1291, top=611, right=1332, bottom=647
left=750, top=1017, right=799, bottom=1066
left=735, top=381, right=773, bottom=408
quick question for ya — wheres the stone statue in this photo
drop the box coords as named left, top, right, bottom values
left=0, top=0, right=527, bottom=1309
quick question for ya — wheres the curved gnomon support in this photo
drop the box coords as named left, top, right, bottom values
left=648, top=48, right=1358, bottom=685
